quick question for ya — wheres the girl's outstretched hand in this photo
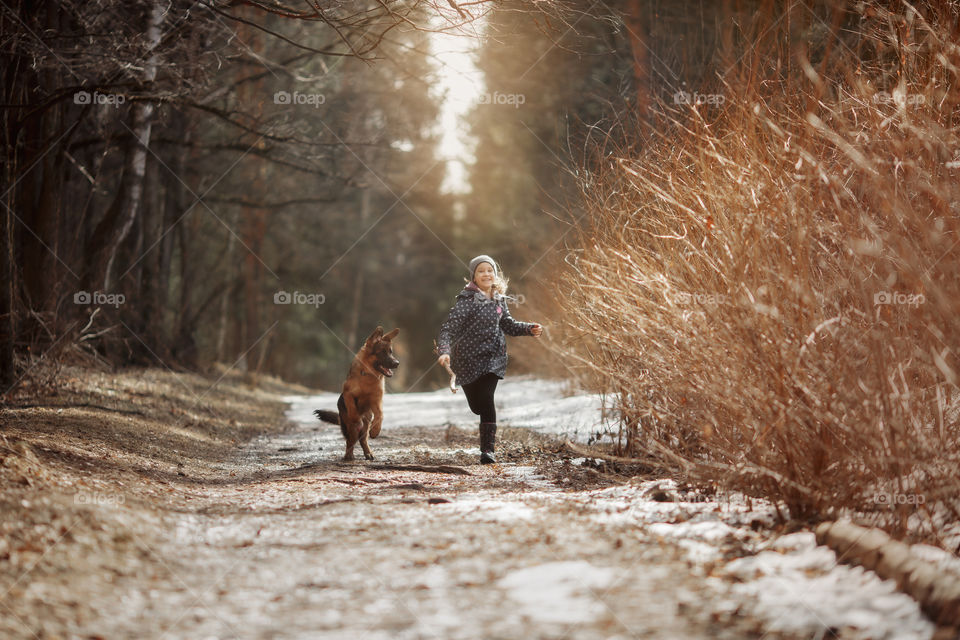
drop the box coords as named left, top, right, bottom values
left=531, top=324, right=543, bottom=337
left=438, top=354, right=451, bottom=367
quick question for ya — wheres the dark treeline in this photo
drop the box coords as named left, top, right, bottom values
left=2, top=0, right=749, bottom=393
left=0, top=0, right=478, bottom=392
left=0, top=0, right=646, bottom=393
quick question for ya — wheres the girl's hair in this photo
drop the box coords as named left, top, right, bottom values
left=492, top=272, right=508, bottom=296
left=466, top=270, right=509, bottom=296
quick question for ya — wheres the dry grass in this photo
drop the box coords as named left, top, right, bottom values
left=562, top=3, right=960, bottom=543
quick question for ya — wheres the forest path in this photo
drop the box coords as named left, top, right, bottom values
left=2, top=374, right=931, bottom=639
left=105, top=410, right=761, bottom=639
left=56, top=380, right=767, bottom=640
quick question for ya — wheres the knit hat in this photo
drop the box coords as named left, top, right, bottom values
left=469, top=255, right=498, bottom=278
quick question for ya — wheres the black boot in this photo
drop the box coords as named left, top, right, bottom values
left=479, top=422, right=497, bottom=464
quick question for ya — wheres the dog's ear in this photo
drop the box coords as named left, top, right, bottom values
left=365, top=326, right=384, bottom=346
left=382, top=328, right=399, bottom=342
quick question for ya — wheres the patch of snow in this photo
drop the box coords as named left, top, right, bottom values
left=502, top=465, right=555, bottom=490
left=557, top=485, right=937, bottom=640
left=910, top=543, right=960, bottom=579
left=647, top=520, right=740, bottom=544
left=412, top=565, right=449, bottom=590
left=570, top=481, right=777, bottom=537
left=497, top=561, right=617, bottom=624
left=719, top=533, right=936, bottom=640
left=284, top=377, right=611, bottom=443
left=436, top=495, right=537, bottom=523
left=674, top=539, right=725, bottom=564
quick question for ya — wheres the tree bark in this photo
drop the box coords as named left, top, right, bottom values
left=1, top=170, right=14, bottom=391
left=624, top=0, right=652, bottom=120
left=157, top=113, right=190, bottom=360
left=131, top=152, right=161, bottom=361
left=237, top=3, right=268, bottom=374
left=84, top=1, right=164, bottom=293
left=174, top=219, right=197, bottom=367
left=216, top=209, right=239, bottom=362
left=15, top=1, right=66, bottom=346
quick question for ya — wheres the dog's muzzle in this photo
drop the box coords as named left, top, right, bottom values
left=377, top=360, right=399, bottom=377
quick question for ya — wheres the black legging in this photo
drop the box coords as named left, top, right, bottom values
left=461, top=372, right=499, bottom=423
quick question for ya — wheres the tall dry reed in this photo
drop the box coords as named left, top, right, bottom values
left=563, top=2, right=960, bottom=541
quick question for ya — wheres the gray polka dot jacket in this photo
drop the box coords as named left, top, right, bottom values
left=437, top=282, right=535, bottom=386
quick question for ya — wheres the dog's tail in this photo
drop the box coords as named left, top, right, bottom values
left=313, top=409, right=340, bottom=425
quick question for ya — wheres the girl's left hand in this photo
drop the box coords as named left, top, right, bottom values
left=531, top=323, right=543, bottom=337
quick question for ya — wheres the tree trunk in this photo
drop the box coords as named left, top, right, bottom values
left=16, top=1, right=66, bottom=345
left=174, top=219, right=197, bottom=367
left=157, top=113, right=190, bottom=360
left=216, top=209, right=239, bottom=362
left=84, top=1, right=164, bottom=293
left=237, top=3, right=268, bottom=376
left=131, top=152, right=161, bottom=361
left=241, top=210, right=266, bottom=369
left=0, top=168, right=14, bottom=391
left=624, top=0, right=652, bottom=120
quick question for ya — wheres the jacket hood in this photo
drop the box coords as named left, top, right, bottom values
left=458, top=281, right=481, bottom=297
left=459, top=281, right=499, bottom=300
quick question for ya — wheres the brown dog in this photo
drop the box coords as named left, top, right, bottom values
left=314, top=326, right=400, bottom=461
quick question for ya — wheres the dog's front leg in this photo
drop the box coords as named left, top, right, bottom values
left=342, top=423, right=360, bottom=461
left=369, top=406, right=383, bottom=440
left=358, top=417, right=375, bottom=461
left=341, top=395, right=361, bottom=462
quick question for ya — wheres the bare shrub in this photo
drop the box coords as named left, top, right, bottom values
left=563, top=3, right=960, bottom=540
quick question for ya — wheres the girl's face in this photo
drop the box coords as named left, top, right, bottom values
left=473, top=262, right=496, bottom=291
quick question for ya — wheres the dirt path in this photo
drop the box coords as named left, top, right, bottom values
left=0, top=368, right=902, bottom=639
left=44, top=423, right=762, bottom=639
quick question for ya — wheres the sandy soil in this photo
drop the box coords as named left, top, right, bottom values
left=0, top=367, right=882, bottom=639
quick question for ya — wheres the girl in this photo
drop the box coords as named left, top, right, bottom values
left=436, top=255, right=543, bottom=464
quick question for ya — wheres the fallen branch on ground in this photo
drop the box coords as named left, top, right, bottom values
left=562, top=440, right=661, bottom=467
left=365, top=463, right=472, bottom=475
left=3, top=403, right=147, bottom=416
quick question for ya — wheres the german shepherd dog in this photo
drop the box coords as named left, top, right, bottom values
left=314, top=326, right=400, bottom=461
